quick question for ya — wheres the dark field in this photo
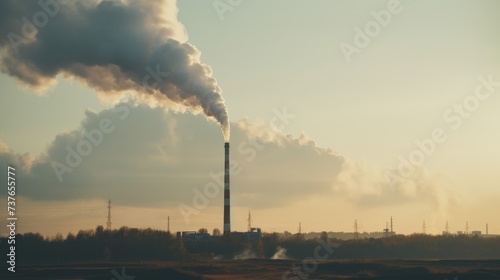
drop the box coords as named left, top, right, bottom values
left=3, top=259, right=500, bottom=280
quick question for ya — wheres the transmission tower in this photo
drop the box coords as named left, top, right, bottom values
left=465, top=221, right=469, bottom=234
left=167, top=215, right=170, bottom=233
left=247, top=211, right=252, bottom=232
left=106, top=199, right=112, bottom=231
left=353, top=219, right=359, bottom=240
left=422, top=220, right=427, bottom=235
left=298, top=222, right=302, bottom=234
left=445, top=221, right=449, bottom=235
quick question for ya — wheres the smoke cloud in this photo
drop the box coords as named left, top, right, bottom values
left=233, top=248, right=256, bottom=260
left=271, top=246, right=288, bottom=260
left=0, top=0, right=230, bottom=140
left=334, top=159, right=459, bottom=224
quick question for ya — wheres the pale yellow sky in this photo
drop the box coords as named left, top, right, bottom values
left=3, top=193, right=497, bottom=237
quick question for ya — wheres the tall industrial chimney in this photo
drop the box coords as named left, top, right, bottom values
left=223, top=142, right=231, bottom=234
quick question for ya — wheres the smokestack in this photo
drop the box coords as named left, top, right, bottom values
left=223, top=142, right=231, bottom=234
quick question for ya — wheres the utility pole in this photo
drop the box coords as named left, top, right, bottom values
left=106, top=199, right=112, bottom=231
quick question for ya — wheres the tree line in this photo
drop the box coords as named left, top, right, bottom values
left=1, top=226, right=500, bottom=263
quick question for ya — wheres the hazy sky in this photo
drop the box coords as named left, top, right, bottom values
left=0, top=0, right=499, bottom=236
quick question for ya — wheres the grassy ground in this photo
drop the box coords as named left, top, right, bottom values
left=3, top=259, right=500, bottom=280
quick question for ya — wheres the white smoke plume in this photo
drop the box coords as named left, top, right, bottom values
left=271, top=246, right=288, bottom=260
left=0, top=0, right=230, bottom=140
left=233, top=248, right=256, bottom=260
